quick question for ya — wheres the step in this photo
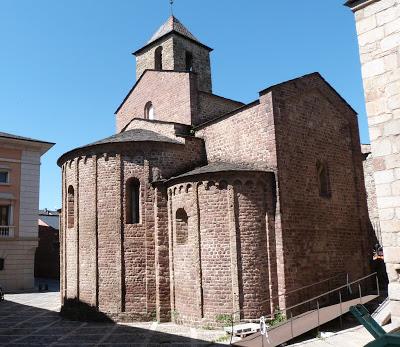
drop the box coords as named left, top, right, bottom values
left=225, top=323, right=261, bottom=338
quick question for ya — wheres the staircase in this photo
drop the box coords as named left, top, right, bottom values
left=233, top=273, right=381, bottom=347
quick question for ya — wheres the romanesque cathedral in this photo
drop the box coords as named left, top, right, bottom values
left=58, top=16, right=372, bottom=325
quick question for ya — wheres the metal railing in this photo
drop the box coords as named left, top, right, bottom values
left=231, top=272, right=347, bottom=322
left=269, top=272, right=379, bottom=338
left=0, top=226, right=15, bottom=238
left=228, top=272, right=379, bottom=344
left=228, top=273, right=347, bottom=343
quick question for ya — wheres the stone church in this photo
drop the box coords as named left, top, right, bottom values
left=58, top=16, right=372, bottom=325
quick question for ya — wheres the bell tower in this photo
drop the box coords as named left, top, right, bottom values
left=133, top=16, right=213, bottom=93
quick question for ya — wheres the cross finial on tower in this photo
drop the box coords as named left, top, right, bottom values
left=170, top=0, right=174, bottom=16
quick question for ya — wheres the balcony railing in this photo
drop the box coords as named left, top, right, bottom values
left=0, top=226, right=15, bottom=238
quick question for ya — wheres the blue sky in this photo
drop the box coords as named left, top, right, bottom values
left=0, top=0, right=367, bottom=209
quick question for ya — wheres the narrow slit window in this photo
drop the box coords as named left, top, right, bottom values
left=175, top=208, right=188, bottom=244
left=317, top=161, right=331, bottom=198
left=185, top=51, right=193, bottom=72
left=155, top=46, right=163, bottom=70
left=127, top=178, right=140, bottom=224
left=67, top=186, right=75, bottom=228
left=144, top=101, right=154, bottom=120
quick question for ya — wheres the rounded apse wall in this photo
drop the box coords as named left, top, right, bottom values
left=168, top=172, right=272, bottom=325
left=60, top=140, right=203, bottom=321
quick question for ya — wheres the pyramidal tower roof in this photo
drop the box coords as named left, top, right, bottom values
left=134, top=15, right=212, bottom=55
left=148, top=16, right=198, bottom=44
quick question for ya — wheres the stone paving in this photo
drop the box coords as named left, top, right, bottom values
left=288, top=327, right=374, bottom=347
left=0, top=292, right=231, bottom=346
left=289, top=322, right=399, bottom=347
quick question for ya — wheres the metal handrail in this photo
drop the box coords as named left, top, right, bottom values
left=228, top=273, right=377, bottom=345
left=268, top=272, right=379, bottom=338
left=281, top=272, right=377, bottom=313
left=259, top=272, right=379, bottom=345
left=267, top=272, right=347, bottom=308
left=231, top=272, right=346, bottom=318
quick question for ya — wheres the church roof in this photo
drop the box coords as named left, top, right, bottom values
left=57, top=129, right=181, bottom=166
left=148, top=16, right=198, bottom=45
left=87, top=129, right=180, bottom=146
left=167, top=162, right=271, bottom=183
left=134, top=16, right=212, bottom=55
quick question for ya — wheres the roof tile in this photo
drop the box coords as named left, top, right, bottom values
left=148, top=16, right=199, bottom=45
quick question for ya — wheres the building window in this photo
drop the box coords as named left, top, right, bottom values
left=155, top=46, right=163, bottom=70
left=0, top=206, right=10, bottom=226
left=144, top=101, right=155, bottom=120
left=185, top=51, right=193, bottom=71
left=126, top=178, right=140, bottom=224
left=317, top=161, right=331, bottom=198
left=175, top=208, right=188, bottom=244
left=0, top=258, right=4, bottom=271
left=67, top=186, right=75, bottom=228
left=0, top=171, right=9, bottom=184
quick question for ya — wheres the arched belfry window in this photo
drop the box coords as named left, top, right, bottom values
left=144, top=101, right=155, bottom=120
left=317, top=161, right=331, bottom=198
left=67, top=185, right=75, bottom=228
left=155, top=46, right=163, bottom=70
left=175, top=208, right=188, bottom=244
left=126, top=178, right=140, bottom=224
left=185, top=51, right=193, bottom=72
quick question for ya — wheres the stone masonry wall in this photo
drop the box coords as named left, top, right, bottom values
left=236, top=180, right=270, bottom=318
left=197, top=92, right=244, bottom=125
left=123, top=119, right=189, bottom=141
left=65, top=160, right=78, bottom=299
left=350, top=0, right=400, bottom=321
left=362, top=144, right=382, bottom=243
left=97, top=155, right=123, bottom=314
left=168, top=172, right=274, bottom=325
left=135, top=37, right=175, bottom=81
left=60, top=138, right=207, bottom=321
left=169, top=183, right=199, bottom=323
left=173, top=36, right=212, bottom=93
left=197, top=181, right=233, bottom=322
left=196, top=92, right=278, bottom=170
left=135, top=35, right=212, bottom=93
left=78, top=157, right=97, bottom=306
left=271, top=75, right=371, bottom=305
left=116, top=71, right=196, bottom=132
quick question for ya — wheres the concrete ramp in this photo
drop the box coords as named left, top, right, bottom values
left=372, top=297, right=391, bottom=326
left=234, top=294, right=378, bottom=347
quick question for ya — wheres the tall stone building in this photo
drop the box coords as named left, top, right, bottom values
left=58, top=16, right=371, bottom=325
left=346, top=0, right=400, bottom=322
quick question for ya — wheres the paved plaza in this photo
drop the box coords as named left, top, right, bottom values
left=0, top=291, right=230, bottom=346
left=1, top=291, right=397, bottom=346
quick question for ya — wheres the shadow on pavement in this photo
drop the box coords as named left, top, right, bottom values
left=0, top=297, right=228, bottom=346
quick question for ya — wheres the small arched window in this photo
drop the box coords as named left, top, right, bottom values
left=126, top=178, right=140, bottom=224
left=175, top=208, right=188, bottom=244
left=67, top=185, right=75, bottom=228
left=155, top=46, right=163, bottom=70
left=144, top=101, right=155, bottom=120
left=317, top=161, right=331, bottom=198
left=185, top=51, right=193, bottom=72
